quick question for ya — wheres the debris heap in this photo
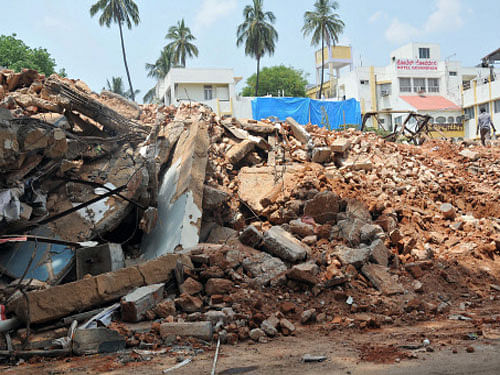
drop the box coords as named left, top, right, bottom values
left=0, top=69, right=499, bottom=359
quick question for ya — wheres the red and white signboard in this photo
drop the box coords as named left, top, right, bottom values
left=396, top=59, right=438, bottom=71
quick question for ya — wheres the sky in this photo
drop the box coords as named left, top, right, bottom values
left=1, top=0, right=499, bottom=102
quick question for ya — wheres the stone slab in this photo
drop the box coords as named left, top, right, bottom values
left=121, top=283, right=165, bottom=322
left=262, top=226, right=308, bottom=263
left=160, top=321, right=212, bottom=341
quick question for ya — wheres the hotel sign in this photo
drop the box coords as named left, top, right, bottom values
left=396, top=59, right=438, bottom=71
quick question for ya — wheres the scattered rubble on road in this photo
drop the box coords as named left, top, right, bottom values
left=0, top=69, right=499, bottom=364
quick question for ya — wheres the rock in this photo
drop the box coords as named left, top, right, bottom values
left=180, top=277, right=203, bottom=295
left=304, top=191, right=341, bottom=224
left=261, top=316, right=279, bottom=337
left=440, top=203, right=456, bottom=220
left=153, top=299, right=176, bottom=318
left=0, top=107, right=14, bottom=120
left=332, top=245, right=371, bottom=268
left=311, top=147, right=331, bottom=163
left=360, top=224, right=383, bottom=243
left=280, top=301, right=296, bottom=314
left=302, top=235, right=317, bottom=246
left=459, top=149, right=479, bottom=161
left=346, top=199, right=371, bottom=222
left=227, top=140, right=255, bottom=164
left=361, top=263, right=404, bottom=295
left=262, top=226, right=309, bottom=263
left=337, top=218, right=366, bottom=246
left=160, top=321, right=212, bottom=341
left=175, top=293, right=203, bottom=312
left=249, top=328, right=266, bottom=341
left=203, top=185, right=230, bottom=210
left=73, top=327, right=126, bottom=355
left=226, top=332, right=238, bottom=345
left=286, top=262, right=320, bottom=285
left=242, top=252, right=287, bottom=286
left=207, top=226, right=238, bottom=243
left=121, top=283, right=165, bottom=322
left=204, top=310, right=226, bottom=324
left=375, top=214, right=398, bottom=233
left=279, top=318, right=295, bottom=335
left=412, top=280, right=424, bottom=293
left=369, top=239, right=390, bottom=267
left=205, top=278, right=234, bottom=295
left=289, top=219, right=314, bottom=238
left=301, top=309, right=317, bottom=324
left=239, top=225, right=264, bottom=248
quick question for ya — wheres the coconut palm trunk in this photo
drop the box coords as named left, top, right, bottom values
left=319, top=28, right=325, bottom=99
left=255, top=56, right=261, bottom=96
left=118, top=17, right=135, bottom=101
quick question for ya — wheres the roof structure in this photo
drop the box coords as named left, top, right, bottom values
left=400, top=96, right=461, bottom=111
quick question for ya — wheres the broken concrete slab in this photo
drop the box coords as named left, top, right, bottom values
left=346, top=198, right=372, bottom=222
left=8, top=254, right=192, bottom=324
left=262, top=226, right=309, bottom=263
left=226, top=139, right=255, bottom=164
left=76, top=243, right=124, bottom=279
left=332, top=245, right=371, bottom=268
left=242, top=251, right=287, bottom=286
left=361, top=263, right=404, bottom=295
left=179, top=277, right=203, bottom=295
left=121, top=283, right=165, bottom=322
left=202, top=185, right=230, bottom=211
left=141, top=119, right=209, bottom=259
left=369, top=239, right=390, bottom=267
left=286, top=117, right=311, bottom=145
left=304, top=191, right=341, bottom=224
left=207, top=226, right=238, bottom=244
left=160, top=321, right=212, bottom=341
left=72, top=328, right=126, bottom=355
left=286, top=262, right=320, bottom=284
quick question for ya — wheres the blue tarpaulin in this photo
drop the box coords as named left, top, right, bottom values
left=310, top=98, right=361, bottom=129
left=252, top=97, right=310, bottom=125
left=251, top=97, right=361, bottom=129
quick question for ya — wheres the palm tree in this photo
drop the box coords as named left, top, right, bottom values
left=237, top=0, right=278, bottom=97
left=105, top=76, right=139, bottom=100
left=165, top=19, right=198, bottom=68
left=302, top=0, right=344, bottom=99
left=143, top=47, right=173, bottom=103
left=90, top=0, right=140, bottom=101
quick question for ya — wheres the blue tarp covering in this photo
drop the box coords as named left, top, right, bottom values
left=310, top=98, right=361, bottom=129
left=251, top=97, right=361, bottom=129
left=252, top=97, right=310, bottom=125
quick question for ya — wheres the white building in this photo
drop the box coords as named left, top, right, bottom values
left=156, top=68, right=253, bottom=118
left=336, top=43, right=498, bottom=137
left=462, top=48, right=500, bottom=139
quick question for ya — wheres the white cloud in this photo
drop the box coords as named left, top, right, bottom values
left=384, top=18, right=420, bottom=44
left=384, top=0, right=463, bottom=44
left=369, top=10, right=386, bottom=23
left=194, top=0, right=237, bottom=30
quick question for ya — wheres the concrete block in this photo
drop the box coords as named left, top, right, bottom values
left=331, top=139, right=351, bottom=153
left=76, top=243, right=124, bottom=279
left=73, top=328, right=126, bottom=355
left=121, top=283, right=165, bottom=322
left=239, top=225, right=263, bottom=248
left=263, top=226, right=308, bottom=263
left=286, top=117, right=310, bottom=145
left=311, top=147, right=331, bottom=163
left=332, top=245, right=371, bottom=268
left=160, top=321, right=212, bottom=341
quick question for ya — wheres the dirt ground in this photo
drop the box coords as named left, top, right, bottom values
left=3, top=313, right=499, bottom=375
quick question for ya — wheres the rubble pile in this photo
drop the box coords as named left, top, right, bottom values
left=0, top=70, right=499, bottom=359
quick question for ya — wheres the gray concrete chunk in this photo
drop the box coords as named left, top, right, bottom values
left=73, top=328, right=126, bottom=355
left=121, top=283, right=165, bottom=322
left=160, top=321, right=212, bottom=341
left=263, top=226, right=308, bottom=263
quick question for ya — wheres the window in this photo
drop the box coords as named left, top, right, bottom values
left=479, top=103, right=490, bottom=113
left=204, top=85, right=213, bottom=100
left=413, top=78, right=426, bottom=93
left=449, top=71, right=457, bottom=76
left=360, top=80, right=369, bottom=85
left=399, top=78, right=412, bottom=93
left=456, top=116, right=462, bottom=123
left=428, top=78, right=440, bottom=93
left=495, top=99, right=500, bottom=113
left=436, top=116, right=446, bottom=124
left=447, top=116, right=455, bottom=123
left=419, top=48, right=430, bottom=59
left=379, top=83, right=392, bottom=96
left=464, top=107, right=475, bottom=120
left=395, top=116, right=403, bottom=125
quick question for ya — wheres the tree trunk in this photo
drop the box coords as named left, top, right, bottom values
left=319, top=30, right=325, bottom=99
left=255, top=56, right=261, bottom=97
left=118, top=19, right=135, bottom=102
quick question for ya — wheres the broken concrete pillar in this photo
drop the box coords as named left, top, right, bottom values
left=160, top=321, right=212, bottom=341
left=72, top=328, right=126, bottom=355
left=286, top=117, right=310, bottom=145
left=8, top=254, right=192, bottom=324
left=226, top=140, right=255, bottom=164
left=141, top=119, right=209, bottom=259
left=120, top=283, right=165, bottom=322
left=262, top=226, right=308, bottom=263
left=76, top=243, right=125, bottom=279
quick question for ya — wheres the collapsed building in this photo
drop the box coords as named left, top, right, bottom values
left=0, top=69, right=499, bottom=360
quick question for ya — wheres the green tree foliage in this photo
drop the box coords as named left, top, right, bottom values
left=237, top=0, right=278, bottom=96
left=105, top=76, right=139, bottom=100
left=90, top=0, right=140, bottom=101
left=241, top=65, right=307, bottom=97
left=165, top=19, right=198, bottom=68
left=0, top=34, right=61, bottom=76
left=302, top=0, right=344, bottom=99
left=143, top=46, right=173, bottom=103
